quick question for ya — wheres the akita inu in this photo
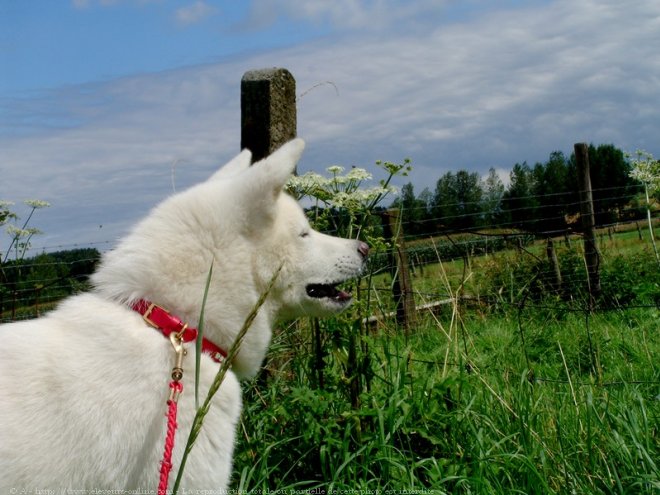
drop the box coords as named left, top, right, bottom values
left=0, top=139, right=368, bottom=491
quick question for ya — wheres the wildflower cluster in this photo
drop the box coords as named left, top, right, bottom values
left=1, top=199, right=50, bottom=263
left=287, top=159, right=411, bottom=244
left=0, top=201, right=17, bottom=226
left=627, top=150, right=660, bottom=191
left=626, top=150, right=660, bottom=265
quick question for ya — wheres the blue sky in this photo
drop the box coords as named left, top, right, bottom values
left=1, top=1, right=327, bottom=93
left=1, top=0, right=659, bottom=252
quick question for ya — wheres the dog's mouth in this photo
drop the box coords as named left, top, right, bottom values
left=305, top=282, right=352, bottom=304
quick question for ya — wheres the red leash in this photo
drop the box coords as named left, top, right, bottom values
left=158, top=332, right=186, bottom=495
left=131, top=300, right=227, bottom=494
left=159, top=380, right=183, bottom=494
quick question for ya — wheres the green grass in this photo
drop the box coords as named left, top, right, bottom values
left=229, top=227, right=659, bottom=493
left=231, top=306, right=659, bottom=494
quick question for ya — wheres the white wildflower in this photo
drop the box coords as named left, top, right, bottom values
left=628, top=150, right=660, bottom=191
left=0, top=201, right=16, bottom=226
left=6, top=225, right=42, bottom=238
left=288, top=172, right=325, bottom=190
left=326, top=165, right=344, bottom=175
left=329, top=191, right=351, bottom=209
left=24, top=199, right=50, bottom=209
left=346, top=168, right=372, bottom=181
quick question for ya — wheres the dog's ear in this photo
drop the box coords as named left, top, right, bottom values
left=241, top=138, right=305, bottom=198
left=208, top=148, right=253, bottom=181
left=227, top=138, right=304, bottom=228
left=252, top=138, right=305, bottom=191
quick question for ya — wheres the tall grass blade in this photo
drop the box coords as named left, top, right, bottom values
left=195, top=261, right=214, bottom=410
left=172, top=263, right=283, bottom=494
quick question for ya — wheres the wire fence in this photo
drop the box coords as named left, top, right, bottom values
left=1, top=187, right=659, bottom=391
left=360, top=187, right=659, bottom=389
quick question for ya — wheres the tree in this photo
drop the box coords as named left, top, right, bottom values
left=432, top=170, right=483, bottom=231
left=482, top=168, right=506, bottom=227
left=502, top=162, right=537, bottom=230
left=394, top=182, right=426, bottom=237
left=532, top=151, right=571, bottom=234
left=432, top=171, right=458, bottom=229
left=569, top=144, right=633, bottom=224
left=417, top=187, right=434, bottom=235
left=454, top=170, right=483, bottom=229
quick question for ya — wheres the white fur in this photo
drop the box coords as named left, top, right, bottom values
left=0, top=139, right=368, bottom=491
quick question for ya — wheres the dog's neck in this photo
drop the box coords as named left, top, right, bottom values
left=131, top=299, right=227, bottom=363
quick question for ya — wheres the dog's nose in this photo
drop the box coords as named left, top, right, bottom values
left=357, top=241, right=370, bottom=259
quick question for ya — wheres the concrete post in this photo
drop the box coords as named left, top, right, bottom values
left=241, top=68, right=297, bottom=163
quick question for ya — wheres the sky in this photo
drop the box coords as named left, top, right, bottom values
left=1, top=0, right=659, bottom=253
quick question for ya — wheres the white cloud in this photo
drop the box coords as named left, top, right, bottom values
left=4, top=0, right=660, bottom=250
left=174, top=1, right=217, bottom=26
left=248, top=0, right=449, bottom=31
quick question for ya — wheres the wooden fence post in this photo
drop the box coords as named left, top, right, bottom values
left=574, top=143, right=601, bottom=307
left=241, top=68, right=297, bottom=162
left=382, top=209, right=416, bottom=331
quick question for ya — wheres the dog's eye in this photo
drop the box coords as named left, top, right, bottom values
left=300, top=231, right=310, bottom=238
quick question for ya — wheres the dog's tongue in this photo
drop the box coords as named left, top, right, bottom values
left=306, top=283, right=352, bottom=302
left=335, top=289, right=351, bottom=302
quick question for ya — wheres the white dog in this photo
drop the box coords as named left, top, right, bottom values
left=0, top=139, right=368, bottom=491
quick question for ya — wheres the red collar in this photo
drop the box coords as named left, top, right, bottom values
left=131, top=299, right=227, bottom=364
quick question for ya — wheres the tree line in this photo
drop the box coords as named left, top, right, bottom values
left=393, top=143, right=650, bottom=238
left=0, top=248, right=100, bottom=319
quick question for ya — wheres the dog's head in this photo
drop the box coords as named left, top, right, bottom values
left=204, top=139, right=369, bottom=319
left=92, top=139, right=368, bottom=377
